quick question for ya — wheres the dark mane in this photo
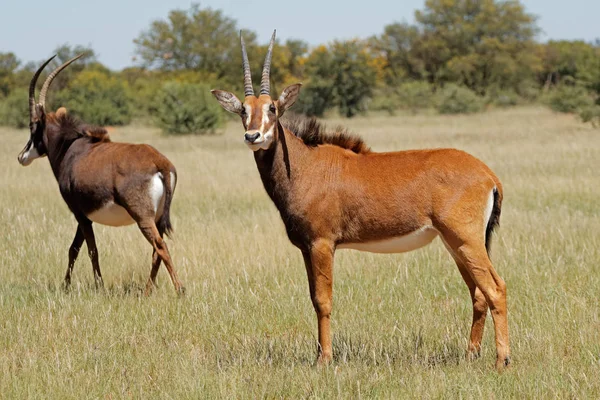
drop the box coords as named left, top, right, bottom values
left=49, top=112, right=111, bottom=143
left=281, top=114, right=370, bottom=154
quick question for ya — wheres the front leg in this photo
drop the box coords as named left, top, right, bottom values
left=305, top=239, right=335, bottom=364
left=64, top=225, right=84, bottom=288
left=78, top=220, right=103, bottom=288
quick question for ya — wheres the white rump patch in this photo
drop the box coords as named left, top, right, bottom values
left=483, top=188, right=495, bottom=240
left=151, top=172, right=165, bottom=219
left=338, top=226, right=438, bottom=254
left=87, top=201, right=135, bottom=227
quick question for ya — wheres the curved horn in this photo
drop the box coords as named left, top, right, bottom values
left=29, top=55, right=56, bottom=120
left=38, top=54, right=84, bottom=110
left=240, top=32, right=254, bottom=97
left=260, top=30, right=276, bottom=95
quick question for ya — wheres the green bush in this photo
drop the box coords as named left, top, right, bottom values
left=0, top=90, right=28, bottom=128
left=294, top=82, right=335, bottom=117
left=152, top=82, right=222, bottom=135
left=488, top=89, right=520, bottom=107
left=398, top=81, right=435, bottom=112
left=579, top=104, right=600, bottom=127
left=543, top=84, right=594, bottom=113
left=435, top=84, right=484, bottom=114
left=54, top=69, right=132, bottom=126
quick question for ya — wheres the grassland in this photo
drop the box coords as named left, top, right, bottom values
left=0, top=107, right=598, bottom=398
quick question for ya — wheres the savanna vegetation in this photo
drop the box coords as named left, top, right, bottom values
left=1, top=0, right=600, bottom=132
left=1, top=107, right=599, bottom=397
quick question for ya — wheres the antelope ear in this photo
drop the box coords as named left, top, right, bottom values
left=56, top=107, right=67, bottom=117
left=276, top=83, right=302, bottom=116
left=211, top=90, right=243, bottom=114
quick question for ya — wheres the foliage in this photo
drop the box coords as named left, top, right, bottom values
left=152, top=81, right=223, bottom=135
left=0, top=52, right=20, bottom=98
left=435, top=84, right=484, bottom=114
left=53, top=69, right=132, bottom=126
left=134, top=4, right=257, bottom=88
left=300, top=41, right=377, bottom=118
left=543, top=83, right=595, bottom=114
left=578, top=104, right=600, bottom=127
left=0, top=89, right=28, bottom=128
left=487, top=88, right=520, bottom=107
left=372, top=0, right=540, bottom=95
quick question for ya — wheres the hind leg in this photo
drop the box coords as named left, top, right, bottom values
left=144, top=227, right=165, bottom=296
left=137, top=218, right=184, bottom=294
left=442, top=231, right=510, bottom=369
left=456, top=258, right=489, bottom=359
left=144, top=249, right=162, bottom=296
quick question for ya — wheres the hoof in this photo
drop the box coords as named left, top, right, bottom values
left=177, top=286, right=186, bottom=296
left=466, top=349, right=481, bottom=361
left=496, top=356, right=511, bottom=371
left=316, top=353, right=333, bottom=366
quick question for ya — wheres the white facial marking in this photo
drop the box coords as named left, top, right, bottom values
left=338, top=226, right=438, bottom=254
left=244, top=105, right=251, bottom=127
left=87, top=202, right=135, bottom=227
left=18, top=146, right=41, bottom=166
left=245, top=103, right=275, bottom=151
left=483, top=188, right=495, bottom=240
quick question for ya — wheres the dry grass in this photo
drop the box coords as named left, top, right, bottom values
left=0, top=106, right=599, bottom=398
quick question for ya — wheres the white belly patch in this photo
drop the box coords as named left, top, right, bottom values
left=338, top=226, right=438, bottom=254
left=87, top=172, right=173, bottom=227
left=87, top=201, right=135, bottom=227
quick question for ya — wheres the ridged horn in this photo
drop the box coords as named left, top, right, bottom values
left=38, top=54, right=84, bottom=110
left=240, top=31, right=254, bottom=97
left=29, top=55, right=56, bottom=121
left=260, top=30, right=276, bottom=95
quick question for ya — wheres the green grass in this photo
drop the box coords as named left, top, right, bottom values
left=1, top=107, right=599, bottom=398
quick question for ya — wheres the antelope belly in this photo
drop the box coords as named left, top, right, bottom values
left=338, top=227, right=438, bottom=254
left=87, top=202, right=135, bottom=227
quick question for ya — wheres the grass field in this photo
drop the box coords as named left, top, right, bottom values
left=1, top=106, right=599, bottom=398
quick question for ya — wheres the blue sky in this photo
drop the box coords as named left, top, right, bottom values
left=0, top=0, right=597, bottom=70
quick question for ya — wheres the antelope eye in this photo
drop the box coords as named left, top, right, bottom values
left=269, top=104, right=276, bottom=113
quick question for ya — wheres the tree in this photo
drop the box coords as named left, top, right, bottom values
left=373, top=0, right=541, bottom=95
left=134, top=3, right=257, bottom=87
left=299, top=41, right=377, bottom=118
left=0, top=52, right=20, bottom=97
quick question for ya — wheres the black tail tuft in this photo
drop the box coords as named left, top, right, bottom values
left=485, top=188, right=502, bottom=257
left=157, top=169, right=176, bottom=238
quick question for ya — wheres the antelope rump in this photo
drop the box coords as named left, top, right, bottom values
left=18, top=55, right=184, bottom=295
left=212, top=31, right=510, bottom=370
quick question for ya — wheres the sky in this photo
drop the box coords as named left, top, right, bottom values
left=0, top=0, right=597, bottom=71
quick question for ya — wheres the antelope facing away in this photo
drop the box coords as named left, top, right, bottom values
left=211, top=31, right=510, bottom=369
left=18, top=55, right=184, bottom=295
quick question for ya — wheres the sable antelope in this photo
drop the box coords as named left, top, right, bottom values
left=18, top=55, right=184, bottom=295
left=211, top=31, right=510, bottom=369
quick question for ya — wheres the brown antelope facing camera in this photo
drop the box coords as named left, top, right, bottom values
left=18, top=55, right=184, bottom=295
left=212, top=31, right=510, bottom=370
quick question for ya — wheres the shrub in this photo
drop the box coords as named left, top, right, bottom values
left=54, top=69, right=133, bottom=126
left=435, top=84, right=484, bottom=114
left=543, top=83, right=594, bottom=113
left=579, top=104, right=600, bottom=127
left=488, top=89, right=520, bottom=107
left=152, top=82, right=222, bottom=135
left=0, top=90, right=28, bottom=128
left=397, top=81, right=435, bottom=112
left=294, top=82, right=335, bottom=117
